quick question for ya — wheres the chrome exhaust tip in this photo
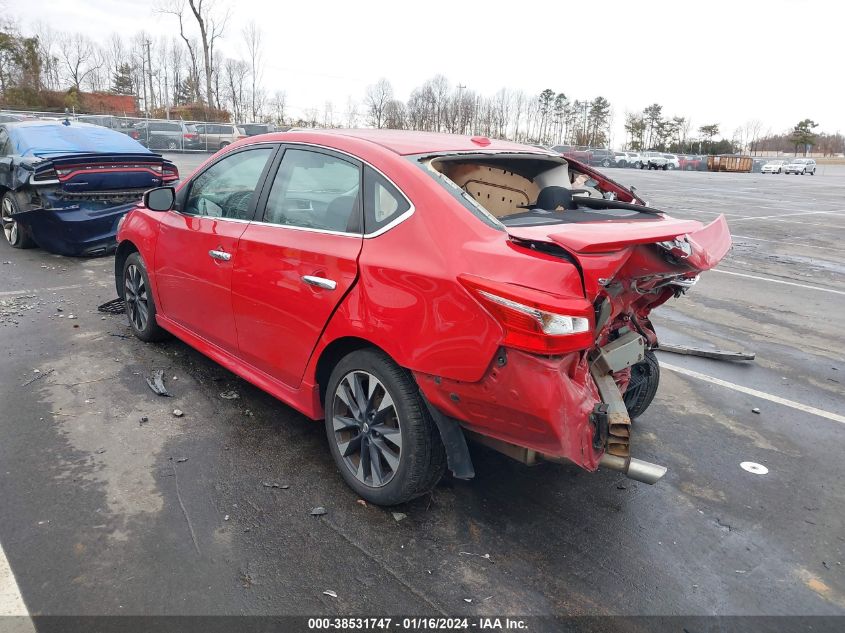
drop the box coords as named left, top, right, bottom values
left=599, top=453, right=667, bottom=485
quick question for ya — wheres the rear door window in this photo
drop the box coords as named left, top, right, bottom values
left=262, top=148, right=361, bottom=233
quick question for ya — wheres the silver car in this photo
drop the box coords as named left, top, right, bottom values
left=783, top=158, right=817, bottom=175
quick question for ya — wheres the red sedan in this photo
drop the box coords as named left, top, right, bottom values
left=115, top=130, right=731, bottom=505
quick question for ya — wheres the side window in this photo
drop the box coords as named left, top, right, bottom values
left=194, top=124, right=205, bottom=134
left=263, top=149, right=361, bottom=232
left=184, top=148, right=273, bottom=220
left=363, top=166, right=411, bottom=234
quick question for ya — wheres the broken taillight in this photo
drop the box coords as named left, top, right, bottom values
left=459, top=274, right=594, bottom=355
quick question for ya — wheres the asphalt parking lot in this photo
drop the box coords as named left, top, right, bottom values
left=0, top=158, right=843, bottom=627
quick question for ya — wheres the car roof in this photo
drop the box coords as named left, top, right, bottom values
left=260, top=129, right=546, bottom=156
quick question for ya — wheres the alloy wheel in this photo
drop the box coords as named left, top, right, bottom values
left=1, top=197, right=18, bottom=245
left=124, top=264, right=149, bottom=332
left=331, top=370, right=403, bottom=488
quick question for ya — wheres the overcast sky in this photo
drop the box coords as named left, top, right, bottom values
left=13, top=0, right=843, bottom=144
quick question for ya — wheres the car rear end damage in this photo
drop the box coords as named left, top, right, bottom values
left=13, top=153, right=178, bottom=256
left=414, top=151, right=731, bottom=482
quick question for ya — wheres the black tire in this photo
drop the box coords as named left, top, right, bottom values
left=219, top=141, right=230, bottom=149
left=1, top=191, right=36, bottom=249
left=663, top=164, right=669, bottom=170
left=601, top=159, right=611, bottom=168
left=122, top=252, right=168, bottom=342
left=325, top=349, right=446, bottom=505
left=623, top=350, right=660, bottom=419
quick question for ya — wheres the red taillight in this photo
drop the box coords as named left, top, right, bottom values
left=459, top=274, right=594, bottom=355
left=162, top=164, right=180, bottom=182
left=130, top=130, right=140, bottom=139
left=184, top=133, right=197, bottom=140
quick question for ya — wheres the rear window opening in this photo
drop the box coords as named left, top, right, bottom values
left=423, top=154, right=656, bottom=228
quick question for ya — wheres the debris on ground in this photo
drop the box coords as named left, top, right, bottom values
left=392, top=512, right=407, bottom=522
left=172, top=409, right=184, bottom=417
left=146, top=369, right=172, bottom=397
left=657, top=342, right=755, bottom=362
left=97, top=298, right=125, bottom=314
left=740, top=461, right=768, bottom=475
left=310, top=507, right=327, bottom=516
left=752, top=407, right=761, bottom=414
left=139, top=416, right=149, bottom=425
left=21, top=368, right=54, bottom=387
left=459, top=551, right=492, bottom=561
left=463, top=598, right=472, bottom=603
left=323, top=590, right=338, bottom=598
left=356, top=499, right=367, bottom=507
left=220, top=390, right=239, bottom=400
left=176, top=457, right=188, bottom=463
left=224, top=515, right=230, bottom=521
left=262, top=482, right=289, bottom=489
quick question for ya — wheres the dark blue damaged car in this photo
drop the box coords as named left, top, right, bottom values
left=0, top=120, right=179, bottom=256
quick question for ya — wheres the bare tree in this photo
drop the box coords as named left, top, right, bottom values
left=365, top=78, right=393, bottom=128
left=345, top=96, right=359, bottom=128
left=242, top=21, right=263, bottom=121
left=270, top=90, right=286, bottom=125
left=58, top=32, right=100, bottom=90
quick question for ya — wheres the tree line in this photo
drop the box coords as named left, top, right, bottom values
left=0, top=6, right=839, bottom=157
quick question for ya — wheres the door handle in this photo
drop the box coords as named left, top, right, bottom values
left=208, top=249, right=231, bottom=261
left=301, top=275, right=337, bottom=291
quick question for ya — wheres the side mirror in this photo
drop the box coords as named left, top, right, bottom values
left=143, top=186, right=175, bottom=212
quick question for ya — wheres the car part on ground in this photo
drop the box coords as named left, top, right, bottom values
left=657, top=342, right=755, bottom=361
left=115, top=129, right=731, bottom=504
left=0, top=121, right=178, bottom=256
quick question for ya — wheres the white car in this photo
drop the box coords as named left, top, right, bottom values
left=761, top=160, right=787, bottom=174
left=662, top=154, right=680, bottom=170
left=614, top=152, right=629, bottom=168
left=640, top=151, right=669, bottom=170
left=784, top=158, right=817, bottom=175
left=625, top=151, right=643, bottom=168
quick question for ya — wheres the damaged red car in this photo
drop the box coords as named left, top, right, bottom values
left=115, top=130, right=731, bottom=505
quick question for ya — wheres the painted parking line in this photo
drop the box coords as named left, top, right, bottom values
left=660, top=362, right=845, bottom=425
left=0, top=541, right=34, bottom=632
left=711, top=269, right=845, bottom=296
left=729, top=211, right=840, bottom=222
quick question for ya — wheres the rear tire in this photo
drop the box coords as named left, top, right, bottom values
left=220, top=141, right=230, bottom=149
left=325, top=349, right=446, bottom=505
left=123, top=252, right=168, bottom=342
left=624, top=350, right=660, bottom=419
left=1, top=192, right=36, bottom=249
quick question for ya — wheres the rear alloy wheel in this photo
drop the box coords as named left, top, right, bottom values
left=167, top=140, right=179, bottom=150
left=601, top=159, right=611, bottom=168
left=123, top=252, right=168, bottom=342
left=1, top=192, right=35, bottom=249
left=325, top=350, right=446, bottom=505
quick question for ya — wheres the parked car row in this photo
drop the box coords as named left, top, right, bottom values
left=762, top=158, right=817, bottom=175
left=551, top=145, right=710, bottom=171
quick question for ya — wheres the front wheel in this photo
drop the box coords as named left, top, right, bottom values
left=123, top=252, right=168, bottom=342
left=601, top=159, right=611, bottom=168
left=1, top=192, right=36, bottom=249
left=166, top=140, right=178, bottom=150
left=325, top=349, right=446, bottom=505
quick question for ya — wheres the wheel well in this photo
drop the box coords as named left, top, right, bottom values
left=315, top=337, right=386, bottom=404
left=114, top=241, right=139, bottom=298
